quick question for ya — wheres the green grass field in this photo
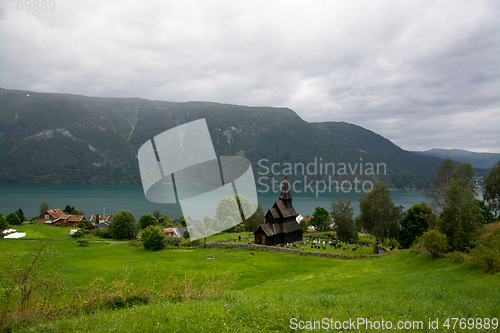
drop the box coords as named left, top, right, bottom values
left=1, top=224, right=499, bottom=332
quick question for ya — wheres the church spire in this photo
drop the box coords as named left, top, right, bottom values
left=279, top=176, right=292, bottom=206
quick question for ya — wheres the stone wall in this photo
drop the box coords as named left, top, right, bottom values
left=203, top=242, right=382, bottom=258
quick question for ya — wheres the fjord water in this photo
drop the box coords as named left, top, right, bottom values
left=0, top=183, right=426, bottom=220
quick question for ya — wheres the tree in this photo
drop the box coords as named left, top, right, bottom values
left=424, top=158, right=474, bottom=214
left=6, top=212, right=21, bottom=226
left=299, top=218, right=309, bottom=232
left=214, top=195, right=252, bottom=231
left=78, top=219, right=94, bottom=230
left=15, top=208, right=25, bottom=223
left=139, top=213, right=157, bottom=229
left=0, top=213, right=6, bottom=231
left=478, top=200, right=496, bottom=224
left=310, top=206, right=331, bottom=232
left=330, top=199, right=357, bottom=240
left=158, top=215, right=174, bottom=228
left=244, top=203, right=264, bottom=232
left=439, top=182, right=483, bottom=251
left=418, top=229, right=448, bottom=260
left=484, top=160, right=500, bottom=214
left=70, top=209, right=85, bottom=216
left=109, top=210, right=139, bottom=240
left=153, top=210, right=162, bottom=220
left=397, top=202, right=434, bottom=248
left=142, top=225, right=167, bottom=250
left=39, top=201, right=49, bottom=215
left=357, top=182, right=402, bottom=252
left=63, top=205, right=75, bottom=214
left=179, top=216, right=186, bottom=227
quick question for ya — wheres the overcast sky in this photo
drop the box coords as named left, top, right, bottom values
left=1, top=0, right=499, bottom=152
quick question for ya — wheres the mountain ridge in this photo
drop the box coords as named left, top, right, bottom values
left=412, top=148, right=499, bottom=169
left=0, top=88, right=443, bottom=188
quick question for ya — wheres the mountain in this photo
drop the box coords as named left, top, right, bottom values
left=0, top=88, right=443, bottom=188
left=413, top=149, right=499, bottom=169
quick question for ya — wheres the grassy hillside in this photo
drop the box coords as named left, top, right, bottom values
left=0, top=88, right=443, bottom=188
left=1, top=224, right=499, bottom=332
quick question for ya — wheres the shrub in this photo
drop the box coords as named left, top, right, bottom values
left=165, top=236, right=182, bottom=247
left=78, top=219, right=94, bottom=230
left=128, top=239, right=142, bottom=247
left=468, top=245, right=500, bottom=274
left=77, top=239, right=89, bottom=246
left=418, top=229, right=448, bottom=259
left=182, top=239, right=202, bottom=247
left=94, top=227, right=112, bottom=238
left=447, top=251, right=466, bottom=264
left=0, top=242, right=66, bottom=327
left=142, top=225, right=166, bottom=250
left=6, top=212, right=21, bottom=226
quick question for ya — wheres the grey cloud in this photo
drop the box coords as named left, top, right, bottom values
left=0, top=0, right=498, bottom=152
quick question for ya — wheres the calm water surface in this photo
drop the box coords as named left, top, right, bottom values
left=0, top=183, right=426, bottom=220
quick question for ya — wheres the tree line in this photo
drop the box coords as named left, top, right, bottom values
left=305, top=158, right=500, bottom=257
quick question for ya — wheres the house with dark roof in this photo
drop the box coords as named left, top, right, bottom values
left=253, top=177, right=303, bottom=245
left=90, top=214, right=114, bottom=229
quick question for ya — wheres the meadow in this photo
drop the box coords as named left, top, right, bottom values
left=1, top=224, right=499, bottom=332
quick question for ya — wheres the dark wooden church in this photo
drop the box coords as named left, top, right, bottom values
left=254, top=177, right=303, bottom=245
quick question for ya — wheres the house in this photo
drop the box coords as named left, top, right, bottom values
left=66, top=215, right=87, bottom=227
left=302, top=215, right=312, bottom=222
left=253, top=177, right=303, bottom=246
left=39, top=209, right=71, bottom=225
left=162, top=227, right=188, bottom=237
left=90, top=214, right=114, bottom=229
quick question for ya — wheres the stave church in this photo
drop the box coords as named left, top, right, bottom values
left=254, top=177, right=303, bottom=246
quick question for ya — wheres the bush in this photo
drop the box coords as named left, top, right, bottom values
left=78, top=219, right=94, bottom=230
left=182, top=239, right=202, bottom=247
left=77, top=239, right=89, bottom=246
left=6, top=212, right=21, bottom=226
left=142, top=225, right=166, bottom=250
left=128, top=239, right=142, bottom=247
left=94, top=228, right=112, bottom=239
left=165, top=236, right=182, bottom=247
left=447, top=251, right=466, bottom=264
left=383, top=238, right=400, bottom=249
left=418, top=229, right=448, bottom=259
left=468, top=245, right=500, bottom=274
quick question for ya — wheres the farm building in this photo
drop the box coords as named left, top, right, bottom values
left=253, top=177, right=303, bottom=246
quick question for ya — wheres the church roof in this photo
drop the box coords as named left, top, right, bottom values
left=275, top=200, right=297, bottom=218
left=256, top=220, right=302, bottom=237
